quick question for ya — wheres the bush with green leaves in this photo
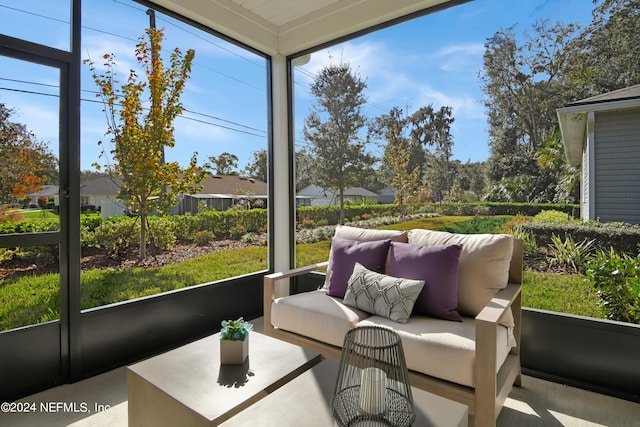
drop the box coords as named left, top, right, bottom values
left=85, top=218, right=139, bottom=255
left=85, top=217, right=176, bottom=255
left=547, top=234, right=595, bottom=273
left=446, top=215, right=512, bottom=234
left=146, top=218, right=176, bottom=250
left=520, top=222, right=640, bottom=254
left=194, top=230, right=214, bottom=246
left=533, top=209, right=581, bottom=224
left=585, top=248, right=640, bottom=324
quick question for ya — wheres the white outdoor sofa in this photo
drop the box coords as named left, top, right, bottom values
left=264, top=226, right=523, bottom=427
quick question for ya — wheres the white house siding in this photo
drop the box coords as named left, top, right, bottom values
left=593, top=108, right=640, bottom=223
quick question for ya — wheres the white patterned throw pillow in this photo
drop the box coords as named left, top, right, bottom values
left=343, top=263, right=424, bottom=324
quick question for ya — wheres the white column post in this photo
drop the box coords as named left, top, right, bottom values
left=271, top=54, right=293, bottom=297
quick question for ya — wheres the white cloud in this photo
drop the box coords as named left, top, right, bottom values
left=432, top=43, right=485, bottom=72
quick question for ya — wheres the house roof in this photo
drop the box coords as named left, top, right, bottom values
left=27, top=185, right=59, bottom=198
left=80, top=177, right=121, bottom=195
left=298, top=184, right=378, bottom=198
left=151, top=0, right=462, bottom=56
left=564, top=84, right=640, bottom=107
left=198, top=174, right=268, bottom=196
left=557, top=84, right=640, bottom=165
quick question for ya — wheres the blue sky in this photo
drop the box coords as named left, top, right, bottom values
left=0, top=0, right=595, bottom=173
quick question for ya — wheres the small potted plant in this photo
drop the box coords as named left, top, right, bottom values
left=219, top=317, right=253, bottom=364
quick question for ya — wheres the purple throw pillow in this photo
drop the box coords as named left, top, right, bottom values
left=387, top=242, right=462, bottom=321
left=326, top=237, right=391, bottom=298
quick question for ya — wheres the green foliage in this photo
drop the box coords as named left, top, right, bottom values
left=146, top=218, right=176, bottom=250
left=521, top=222, right=640, bottom=255
left=548, top=234, right=595, bottom=274
left=303, top=62, right=375, bottom=223
left=194, top=230, right=214, bottom=246
left=85, top=218, right=139, bottom=254
left=0, top=103, right=54, bottom=205
left=585, top=249, right=640, bottom=324
left=501, top=215, right=538, bottom=254
left=523, top=271, right=603, bottom=318
left=85, top=28, right=205, bottom=259
left=532, top=209, right=580, bottom=224
left=219, top=317, right=253, bottom=341
left=83, top=217, right=175, bottom=255
left=445, top=216, right=511, bottom=234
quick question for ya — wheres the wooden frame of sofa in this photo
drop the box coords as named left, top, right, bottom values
left=263, top=239, right=523, bottom=427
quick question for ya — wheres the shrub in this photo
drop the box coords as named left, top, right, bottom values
left=146, top=219, right=176, bottom=250
left=86, top=218, right=139, bottom=255
left=446, top=216, right=511, bottom=234
left=502, top=215, right=538, bottom=255
left=195, top=230, right=214, bottom=246
left=585, top=249, right=640, bottom=324
left=547, top=234, right=595, bottom=274
left=241, top=232, right=267, bottom=246
left=533, top=209, right=580, bottom=224
left=520, top=222, right=640, bottom=254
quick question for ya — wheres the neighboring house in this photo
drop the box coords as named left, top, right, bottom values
left=80, top=176, right=122, bottom=215
left=557, top=84, right=640, bottom=224
left=180, top=174, right=268, bottom=214
left=297, top=184, right=379, bottom=206
left=26, top=185, right=60, bottom=208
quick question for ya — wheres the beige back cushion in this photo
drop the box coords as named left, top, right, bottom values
left=324, top=226, right=408, bottom=288
left=408, top=229, right=514, bottom=322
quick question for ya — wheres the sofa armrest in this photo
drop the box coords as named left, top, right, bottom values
left=475, top=283, right=522, bottom=325
left=263, top=261, right=329, bottom=335
left=474, top=282, right=522, bottom=422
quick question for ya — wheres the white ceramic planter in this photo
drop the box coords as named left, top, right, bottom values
left=220, top=338, right=248, bottom=364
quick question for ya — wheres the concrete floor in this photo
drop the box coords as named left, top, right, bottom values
left=2, top=321, right=639, bottom=426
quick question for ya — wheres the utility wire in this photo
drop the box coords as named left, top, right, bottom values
left=0, top=85, right=267, bottom=139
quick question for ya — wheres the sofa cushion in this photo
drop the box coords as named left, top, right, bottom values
left=325, top=237, right=391, bottom=298
left=333, top=225, right=409, bottom=243
left=407, top=230, right=514, bottom=321
left=325, top=226, right=409, bottom=289
left=343, top=263, right=424, bottom=324
left=357, top=315, right=512, bottom=388
left=271, top=290, right=371, bottom=347
left=387, top=242, right=462, bottom=322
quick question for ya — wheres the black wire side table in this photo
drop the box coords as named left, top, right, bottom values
left=331, top=326, right=415, bottom=427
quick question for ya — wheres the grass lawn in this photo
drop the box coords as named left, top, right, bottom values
left=16, top=209, right=59, bottom=220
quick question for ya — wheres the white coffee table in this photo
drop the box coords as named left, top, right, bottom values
left=128, top=332, right=321, bottom=426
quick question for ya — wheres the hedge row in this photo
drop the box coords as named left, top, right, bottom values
left=522, top=222, right=640, bottom=254
left=1, top=202, right=580, bottom=237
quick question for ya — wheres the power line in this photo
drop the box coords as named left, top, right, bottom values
left=0, top=84, right=267, bottom=139
left=0, top=4, right=68, bottom=25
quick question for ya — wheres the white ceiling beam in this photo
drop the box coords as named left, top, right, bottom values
left=151, top=0, right=280, bottom=55
left=278, top=0, right=451, bottom=55
left=151, top=0, right=457, bottom=56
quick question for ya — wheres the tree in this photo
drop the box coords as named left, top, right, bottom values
left=568, top=0, right=640, bottom=95
left=536, top=132, right=580, bottom=203
left=371, top=106, right=422, bottom=211
left=481, top=21, right=580, bottom=202
left=295, top=149, right=314, bottom=192
left=242, top=149, right=267, bottom=182
left=209, top=152, right=239, bottom=175
left=303, top=62, right=375, bottom=224
left=0, top=103, right=53, bottom=205
left=85, top=28, right=206, bottom=259
left=410, top=105, right=455, bottom=202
